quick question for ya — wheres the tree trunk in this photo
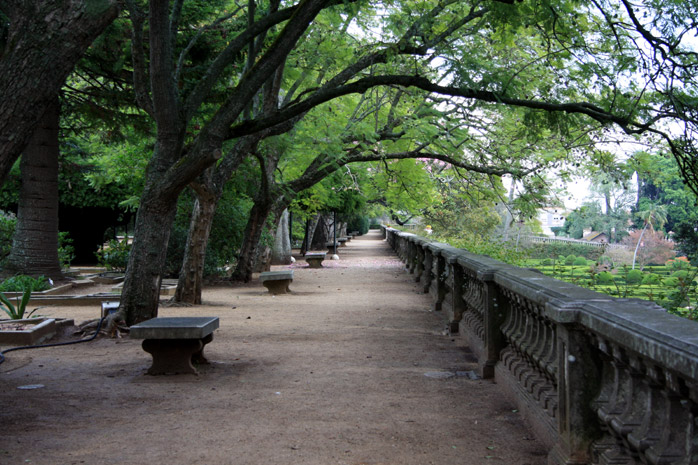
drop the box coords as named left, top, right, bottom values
left=310, top=214, right=333, bottom=249
left=302, top=214, right=321, bottom=254
left=5, top=98, right=62, bottom=279
left=231, top=199, right=274, bottom=282
left=119, top=194, right=178, bottom=325
left=271, top=209, right=292, bottom=265
left=174, top=189, right=217, bottom=304
left=0, top=1, right=119, bottom=186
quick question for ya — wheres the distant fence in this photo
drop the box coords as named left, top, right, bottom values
left=383, top=226, right=697, bottom=465
left=522, top=235, right=628, bottom=250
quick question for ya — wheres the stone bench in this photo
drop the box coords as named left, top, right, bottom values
left=260, top=270, right=293, bottom=294
left=338, top=237, right=348, bottom=247
left=130, top=316, right=219, bottom=375
left=304, top=252, right=326, bottom=268
left=326, top=242, right=339, bottom=254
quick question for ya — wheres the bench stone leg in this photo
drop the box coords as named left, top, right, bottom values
left=307, top=258, right=323, bottom=268
left=192, top=333, right=213, bottom=365
left=142, top=338, right=204, bottom=375
left=263, top=279, right=291, bottom=295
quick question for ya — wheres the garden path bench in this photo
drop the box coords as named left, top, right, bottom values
left=338, top=237, right=348, bottom=247
left=130, top=316, right=219, bottom=375
left=260, top=270, right=293, bottom=294
left=304, top=252, right=326, bottom=268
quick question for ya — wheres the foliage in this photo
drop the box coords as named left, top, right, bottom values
left=0, top=275, right=51, bottom=293
left=559, top=201, right=629, bottom=242
left=0, top=210, right=15, bottom=266
left=625, top=269, right=643, bottom=284
left=436, top=232, right=529, bottom=266
left=58, top=231, right=75, bottom=270
left=0, top=288, right=39, bottom=320
left=621, top=229, right=675, bottom=268
left=527, top=241, right=605, bottom=261
left=95, top=238, right=131, bottom=272
left=346, top=215, right=370, bottom=235
left=164, top=185, right=252, bottom=278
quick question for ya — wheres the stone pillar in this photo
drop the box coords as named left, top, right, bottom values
left=549, top=305, right=602, bottom=465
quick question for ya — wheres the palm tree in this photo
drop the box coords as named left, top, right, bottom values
left=632, top=203, right=668, bottom=269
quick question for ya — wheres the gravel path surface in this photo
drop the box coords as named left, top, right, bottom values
left=0, top=230, right=546, bottom=465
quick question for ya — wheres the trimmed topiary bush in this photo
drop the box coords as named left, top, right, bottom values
left=564, top=254, right=577, bottom=266
left=642, top=273, right=661, bottom=285
left=597, top=271, right=614, bottom=284
left=573, top=256, right=588, bottom=266
left=542, top=258, right=553, bottom=266
left=625, top=269, right=644, bottom=284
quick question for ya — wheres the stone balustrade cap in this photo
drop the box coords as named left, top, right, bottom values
left=130, top=316, right=219, bottom=340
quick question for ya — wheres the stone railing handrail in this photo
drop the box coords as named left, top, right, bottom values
left=382, top=226, right=697, bottom=465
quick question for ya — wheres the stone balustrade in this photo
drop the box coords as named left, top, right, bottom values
left=383, top=226, right=698, bottom=465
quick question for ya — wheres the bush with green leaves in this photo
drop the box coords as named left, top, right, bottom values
left=528, top=242, right=605, bottom=261
left=564, top=255, right=577, bottom=266
left=0, top=210, right=16, bottom=265
left=0, top=288, right=40, bottom=319
left=0, top=275, right=51, bottom=292
left=625, top=269, right=644, bottom=284
left=642, top=273, right=662, bottom=285
left=542, top=258, right=553, bottom=266
left=573, top=256, right=588, bottom=266
left=597, top=271, right=615, bottom=284
left=96, top=238, right=131, bottom=271
left=672, top=270, right=689, bottom=280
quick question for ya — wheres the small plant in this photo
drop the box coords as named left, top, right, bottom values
left=564, top=255, right=577, bottom=266
left=96, top=238, right=132, bottom=271
left=0, top=275, right=51, bottom=293
left=0, top=288, right=39, bottom=319
left=58, top=231, right=75, bottom=270
left=573, top=256, right=588, bottom=266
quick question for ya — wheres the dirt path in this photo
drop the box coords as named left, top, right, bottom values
left=0, top=230, right=547, bottom=465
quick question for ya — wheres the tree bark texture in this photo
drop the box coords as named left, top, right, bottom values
left=231, top=198, right=274, bottom=282
left=174, top=192, right=216, bottom=304
left=5, top=98, right=62, bottom=279
left=0, top=0, right=119, bottom=186
left=118, top=196, right=178, bottom=325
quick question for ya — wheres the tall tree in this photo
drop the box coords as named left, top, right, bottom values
left=118, top=0, right=698, bottom=324
left=4, top=98, right=62, bottom=278
left=0, top=0, right=119, bottom=186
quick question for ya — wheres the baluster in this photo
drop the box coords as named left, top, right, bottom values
left=627, top=364, right=663, bottom=454
left=645, top=372, right=691, bottom=465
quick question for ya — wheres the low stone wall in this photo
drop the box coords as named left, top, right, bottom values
left=383, top=226, right=698, bottom=465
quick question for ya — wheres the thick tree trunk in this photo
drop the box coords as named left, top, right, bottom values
left=271, top=209, right=292, bottom=265
left=119, top=195, right=178, bottom=325
left=174, top=190, right=216, bottom=304
left=5, top=98, right=62, bottom=279
left=310, top=214, right=333, bottom=249
left=231, top=199, right=274, bottom=282
left=0, top=1, right=119, bottom=186
left=301, top=214, right=321, bottom=254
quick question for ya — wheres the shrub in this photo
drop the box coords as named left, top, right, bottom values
left=625, top=269, right=644, bottom=284
left=58, top=231, right=75, bottom=270
left=663, top=277, right=679, bottom=287
left=597, top=271, right=615, bottom=284
left=573, top=256, right=588, bottom=266
left=642, top=273, right=661, bottom=285
left=0, top=210, right=16, bottom=266
left=564, top=255, right=577, bottom=266
left=542, top=258, right=553, bottom=266
left=0, top=275, right=51, bottom=292
left=96, top=238, right=131, bottom=271
left=667, top=256, right=690, bottom=270
left=672, top=270, right=689, bottom=280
